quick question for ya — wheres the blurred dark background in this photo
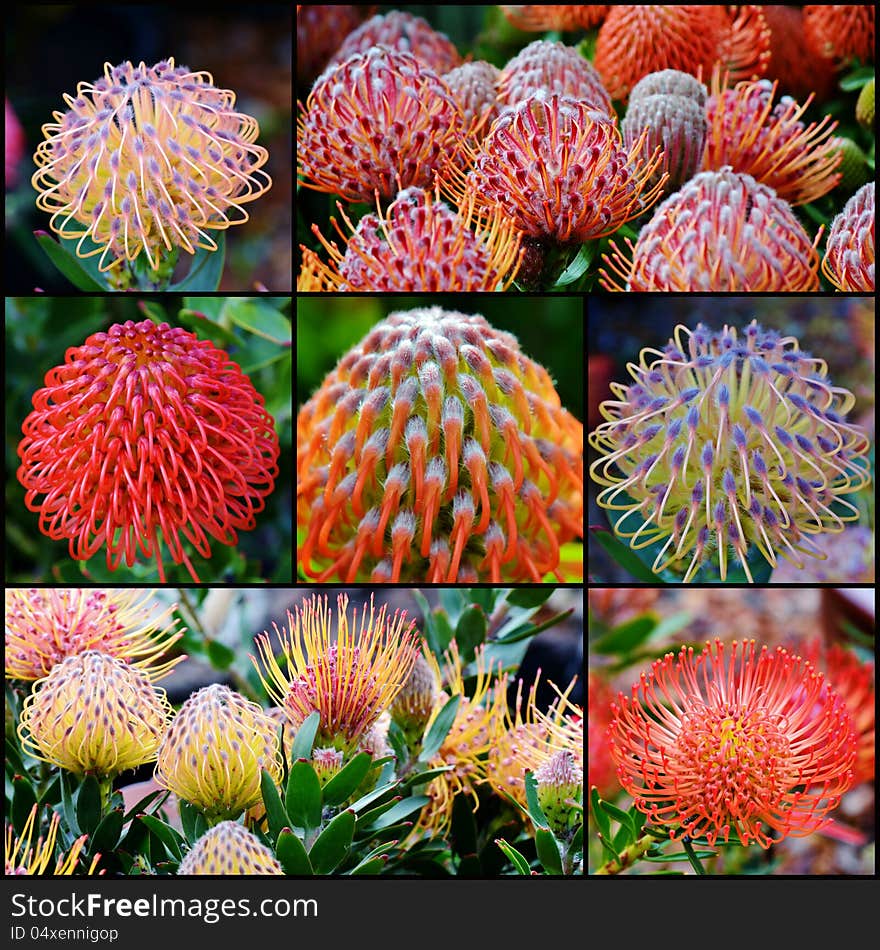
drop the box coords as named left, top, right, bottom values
left=5, top=3, right=292, bottom=292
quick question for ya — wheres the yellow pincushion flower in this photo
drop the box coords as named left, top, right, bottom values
left=5, top=804, right=100, bottom=876
left=154, top=684, right=282, bottom=821
left=18, top=650, right=171, bottom=777
left=177, top=821, right=282, bottom=875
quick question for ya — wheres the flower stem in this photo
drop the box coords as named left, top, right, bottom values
left=593, top=832, right=657, bottom=875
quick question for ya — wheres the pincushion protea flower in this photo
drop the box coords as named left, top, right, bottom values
left=609, top=638, right=857, bottom=848
left=500, top=5, right=609, bottom=32
left=5, top=588, right=183, bottom=682
left=803, top=5, right=875, bottom=68
left=326, top=10, right=461, bottom=75
left=443, top=61, right=501, bottom=140
left=305, top=185, right=523, bottom=291
left=594, top=5, right=770, bottom=102
left=31, top=59, right=271, bottom=274
left=296, top=4, right=369, bottom=83
left=252, top=593, right=420, bottom=754
left=622, top=69, right=707, bottom=196
left=600, top=168, right=822, bottom=291
left=703, top=70, right=841, bottom=207
left=535, top=749, right=583, bottom=838
left=588, top=320, right=872, bottom=582
left=822, top=182, right=875, bottom=292
left=760, top=5, right=836, bottom=103
left=297, top=48, right=468, bottom=203
left=18, top=650, right=172, bottom=777
left=154, top=684, right=282, bottom=820
left=17, top=319, right=280, bottom=583
left=6, top=804, right=99, bottom=876
left=297, top=309, right=584, bottom=583
left=450, top=94, right=665, bottom=246
left=178, top=821, right=282, bottom=875
left=497, top=40, right=613, bottom=116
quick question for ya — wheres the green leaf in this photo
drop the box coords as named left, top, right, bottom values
left=535, top=828, right=563, bottom=874
left=495, top=839, right=531, bottom=875
left=348, top=841, right=398, bottom=875
left=75, top=775, right=103, bottom=837
left=524, top=772, right=550, bottom=830
left=286, top=760, right=323, bottom=832
left=592, top=615, right=656, bottom=655
left=495, top=608, right=573, bottom=644
left=401, top=765, right=453, bottom=790
left=839, top=65, right=875, bottom=90
left=321, top=752, right=373, bottom=808
left=348, top=781, right=398, bottom=815
left=589, top=788, right=611, bottom=842
left=455, top=604, right=487, bottom=660
left=308, top=809, right=356, bottom=873
left=34, top=231, right=107, bottom=291
left=91, top=808, right=125, bottom=854
left=137, top=814, right=184, bottom=862
left=260, top=769, right=290, bottom=843
left=60, top=772, right=79, bottom=836
left=682, top=836, right=708, bottom=875
left=550, top=242, right=594, bottom=288
left=178, top=799, right=207, bottom=845
left=206, top=639, right=235, bottom=670
left=410, top=590, right=441, bottom=657
left=364, top=795, right=431, bottom=832
left=168, top=233, right=226, bottom=291
left=276, top=830, right=313, bottom=875
left=505, top=588, right=554, bottom=609
left=224, top=299, right=292, bottom=345
left=419, top=694, right=461, bottom=763
left=591, top=528, right=667, bottom=583
left=290, top=711, right=321, bottom=762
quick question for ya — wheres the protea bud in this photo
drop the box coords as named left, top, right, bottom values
left=622, top=69, right=707, bottom=196
left=178, top=821, right=282, bottom=875
left=154, top=684, right=282, bottom=820
left=588, top=320, right=872, bottom=582
left=856, top=78, right=875, bottom=130
left=390, top=651, right=439, bottom=747
left=443, top=61, right=501, bottom=140
left=803, top=5, right=875, bottom=68
left=31, top=58, right=271, bottom=275
left=298, top=48, right=468, bottom=203
left=535, top=750, right=583, bottom=839
left=822, top=182, right=875, bottom=292
left=497, top=40, right=613, bottom=116
left=17, top=318, right=280, bottom=583
left=297, top=308, right=584, bottom=582
left=18, top=651, right=171, bottom=777
left=829, top=136, right=870, bottom=193
left=311, top=747, right=345, bottom=786
left=600, top=168, right=822, bottom=291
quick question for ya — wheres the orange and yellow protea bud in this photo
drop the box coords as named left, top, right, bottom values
left=297, top=309, right=584, bottom=583
left=296, top=5, right=370, bottom=83
left=326, top=10, right=462, bottom=75
left=251, top=594, right=421, bottom=754
left=453, top=94, right=665, bottom=246
left=608, top=639, right=857, bottom=848
left=594, top=5, right=770, bottom=102
left=622, top=69, right=708, bottom=196
left=412, top=642, right=509, bottom=840
left=5, top=804, right=100, bottom=876
left=305, top=185, right=523, bottom=292
left=822, top=182, right=875, bottom=292
left=535, top=750, right=583, bottom=839
left=588, top=320, right=872, bottom=582
left=297, top=48, right=468, bottom=203
left=497, top=40, right=613, bottom=116
left=178, top=821, right=282, bottom=875
left=500, top=5, right=609, bottom=32
left=703, top=70, right=841, bottom=206
left=18, top=650, right=171, bottom=777
left=154, top=684, right=282, bottom=820
left=31, top=58, right=271, bottom=274
left=803, top=5, right=875, bottom=69
left=600, top=168, right=822, bottom=291
left=17, top=319, right=280, bottom=583
left=390, top=650, right=440, bottom=747
left=5, top=588, right=183, bottom=682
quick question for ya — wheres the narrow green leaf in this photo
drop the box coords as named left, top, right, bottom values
left=524, top=771, right=550, bottom=830
left=589, top=788, right=611, bottom=841
left=597, top=799, right=635, bottom=840
left=11, top=778, right=38, bottom=836
left=75, top=775, right=103, bottom=837
left=91, top=808, right=125, bottom=854
left=418, top=694, right=461, bottom=763
left=495, top=839, right=531, bottom=875
left=60, top=772, right=79, bottom=836
left=535, top=828, right=563, bottom=874
left=348, top=781, right=398, bottom=815
left=122, top=789, right=167, bottom=821
left=137, top=814, right=184, bottom=862
left=592, top=615, right=656, bottom=655
left=364, top=795, right=431, bottom=832
left=455, top=604, right=487, bottom=660
left=224, top=299, right=291, bottom=344
left=286, top=760, right=323, bottom=832
left=276, top=830, right=313, bottom=875
left=206, top=639, right=235, bottom=670
left=321, top=752, right=373, bottom=807
left=410, top=590, right=440, bottom=657
left=169, top=233, right=225, bottom=291
left=309, top=810, right=356, bottom=874
left=505, top=588, right=554, bottom=608
left=350, top=856, right=388, bottom=875
left=550, top=242, right=594, bottom=287
left=260, top=769, right=290, bottom=842
left=290, top=711, right=321, bottom=762
left=591, top=528, right=666, bottom=583
left=401, top=765, right=453, bottom=789
left=34, top=231, right=107, bottom=291
left=496, top=608, right=573, bottom=644
left=682, top=836, right=708, bottom=875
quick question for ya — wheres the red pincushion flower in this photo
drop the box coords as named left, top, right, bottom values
left=17, top=319, right=280, bottom=582
left=803, top=5, right=875, bottom=68
left=822, top=182, right=875, bottom=292
left=760, top=5, right=837, bottom=103
left=609, top=639, right=857, bottom=848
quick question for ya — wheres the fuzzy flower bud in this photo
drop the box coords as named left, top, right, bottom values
left=18, top=651, right=171, bottom=777
left=535, top=749, right=583, bottom=839
left=443, top=61, right=501, bottom=139
left=856, top=78, right=875, bottom=131
left=822, top=182, right=875, bottom=292
left=178, top=822, right=283, bottom=875
left=297, top=309, right=583, bottom=582
left=589, top=320, right=872, bottom=582
left=154, top=684, right=282, bottom=820
left=390, top=651, right=440, bottom=746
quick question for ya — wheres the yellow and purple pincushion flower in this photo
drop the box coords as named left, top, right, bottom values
left=178, top=821, right=282, bottom=875
left=589, top=320, right=872, bottom=582
left=31, top=58, right=271, bottom=274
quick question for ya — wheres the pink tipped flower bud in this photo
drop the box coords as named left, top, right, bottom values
left=822, top=182, right=874, bottom=292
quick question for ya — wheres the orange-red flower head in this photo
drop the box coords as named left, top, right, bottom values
left=609, top=639, right=857, bottom=848
left=500, top=5, right=609, bottom=32
left=17, top=319, right=280, bottom=583
left=803, top=5, right=875, bottom=68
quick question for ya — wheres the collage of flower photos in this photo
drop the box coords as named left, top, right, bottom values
left=2, top=3, right=875, bottom=929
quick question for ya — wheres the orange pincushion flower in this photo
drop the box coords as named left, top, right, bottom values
left=822, top=182, right=875, bottom=292
left=297, top=308, right=583, bottom=583
left=600, top=168, right=822, bottom=291
left=5, top=588, right=183, bottom=682
left=703, top=70, right=841, bottom=207
left=500, top=5, right=609, bottom=32
left=305, top=185, right=523, bottom=292
left=31, top=59, right=271, bottom=274
left=16, top=319, right=280, bottom=583
left=760, top=5, right=837, bottom=102
left=454, top=94, right=665, bottom=246
left=609, top=639, right=857, bottom=848
left=594, top=5, right=770, bottom=102
left=297, top=48, right=468, bottom=203
left=803, top=5, right=875, bottom=68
